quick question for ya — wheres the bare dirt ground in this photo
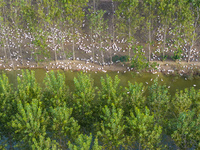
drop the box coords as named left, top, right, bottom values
left=1, top=58, right=200, bottom=79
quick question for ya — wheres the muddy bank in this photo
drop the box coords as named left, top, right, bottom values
left=0, top=59, right=200, bottom=79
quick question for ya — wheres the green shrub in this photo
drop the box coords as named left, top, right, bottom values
left=112, top=55, right=129, bottom=62
left=131, top=45, right=149, bottom=71
left=172, top=48, right=182, bottom=61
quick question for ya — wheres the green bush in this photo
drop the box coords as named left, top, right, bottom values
left=112, top=55, right=129, bottom=62
left=131, top=45, right=149, bottom=71
left=172, top=48, right=183, bottom=61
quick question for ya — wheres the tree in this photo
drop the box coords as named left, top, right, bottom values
left=147, top=78, right=170, bottom=127
left=131, top=45, right=149, bottom=71
left=0, top=0, right=7, bottom=62
left=171, top=88, right=192, bottom=118
left=0, top=0, right=15, bottom=67
left=87, top=9, right=107, bottom=65
left=49, top=105, right=80, bottom=149
left=170, top=0, right=190, bottom=62
left=116, top=0, right=143, bottom=61
left=64, top=0, right=89, bottom=61
left=0, top=73, right=15, bottom=149
left=186, top=0, right=200, bottom=62
left=98, top=103, right=125, bottom=149
left=126, top=107, right=163, bottom=149
left=68, top=134, right=102, bottom=150
left=73, top=72, right=96, bottom=132
left=16, top=70, right=41, bottom=104
left=98, top=74, right=123, bottom=108
left=142, top=0, right=157, bottom=62
left=12, top=99, right=49, bottom=149
left=124, top=81, right=146, bottom=115
left=171, top=110, right=200, bottom=149
left=158, top=0, right=176, bottom=61
left=43, top=71, right=70, bottom=108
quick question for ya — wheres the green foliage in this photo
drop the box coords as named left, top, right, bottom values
left=0, top=73, right=15, bottom=149
left=99, top=74, right=123, bottom=108
left=43, top=71, right=69, bottom=108
left=150, top=62, right=158, bottom=70
left=171, top=110, right=200, bottom=149
left=0, top=70, right=199, bottom=149
left=68, top=134, right=102, bottom=150
left=172, top=48, right=183, bottom=61
left=98, top=103, right=125, bottom=149
left=147, top=78, right=170, bottom=127
left=172, top=88, right=192, bottom=117
left=32, top=135, right=59, bottom=150
left=161, top=55, right=168, bottom=61
left=16, top=70, right=41, bottom=103
left=73, top=72, right=96, bottom=131
left=126, top=107, right=163, bottom=149
left=112, top=55, right=129, bottom=62
left=124, top=82, right=146, bottom=114
left=12, top=99, right=48, bottom=149
left=49, top=105, right=80, bottom=149
left=131, top=45, right=149, bottom=71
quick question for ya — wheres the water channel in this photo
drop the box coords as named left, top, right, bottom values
left=1, top=69, right=199, bottom=95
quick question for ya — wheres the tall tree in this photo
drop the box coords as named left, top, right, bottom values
left=147, top=78, right=170, bottom=127
left=73, top=72, right=96, bottom=133
left=49, top=105, right=80, bottom=149
left=142, top=0, right=157, bottom=61
left=158, top=0, right=176, bottom=61
left=186, top=0, right=200, bottom=62
left=87, top=9, right=107, bottom=65
left=171, top=110, right=200, bottom=149
left=64, top=0, right=89, bottom=60
left=12, top=99, right=49, bottom=149
left=43, top=71, right=70, bottom=108
left=0, top=73, right=15, bottom=149
left=126, top=107, right=163, bottom=149
left=124, top=81, right=146, bottom=115
left=116, top=0, right=143, bottom=61
left=98, top=103, right=125, bottom=149
left=16, top=70, right=41, bottom=104
left=98, top=74, right=123, bottom=108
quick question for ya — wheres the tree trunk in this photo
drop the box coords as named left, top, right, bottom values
left=110, top=39, right=112, bottom=63
left=6, top=36, right=14, bottom=69
left=3, top=43, right=7, bottom=62
left=100, top=36, right=104, bottom=65
left=188, top=7, right=199, bottom=62
left=148, top=19, right=151, bottom=62
left=111, top=0, right=115, bottom=44
left=163, top=24, right=167, bottom=61
left=34, top=46, right=39, bottom=66
left=72, top=27, right=75, bottom=60
left=53, top=32, right=57, bottom=62
left=61, top=32, right=66, bottom=60
left=128, top=14, right=131, bottom=62
left=19, top=44, right=23, bottom=65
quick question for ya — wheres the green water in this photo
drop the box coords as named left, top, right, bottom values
left=1, top=69, right=199, bottom=95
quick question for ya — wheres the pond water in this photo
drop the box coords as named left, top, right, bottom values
left=1, top=69, right=199, bottom=95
